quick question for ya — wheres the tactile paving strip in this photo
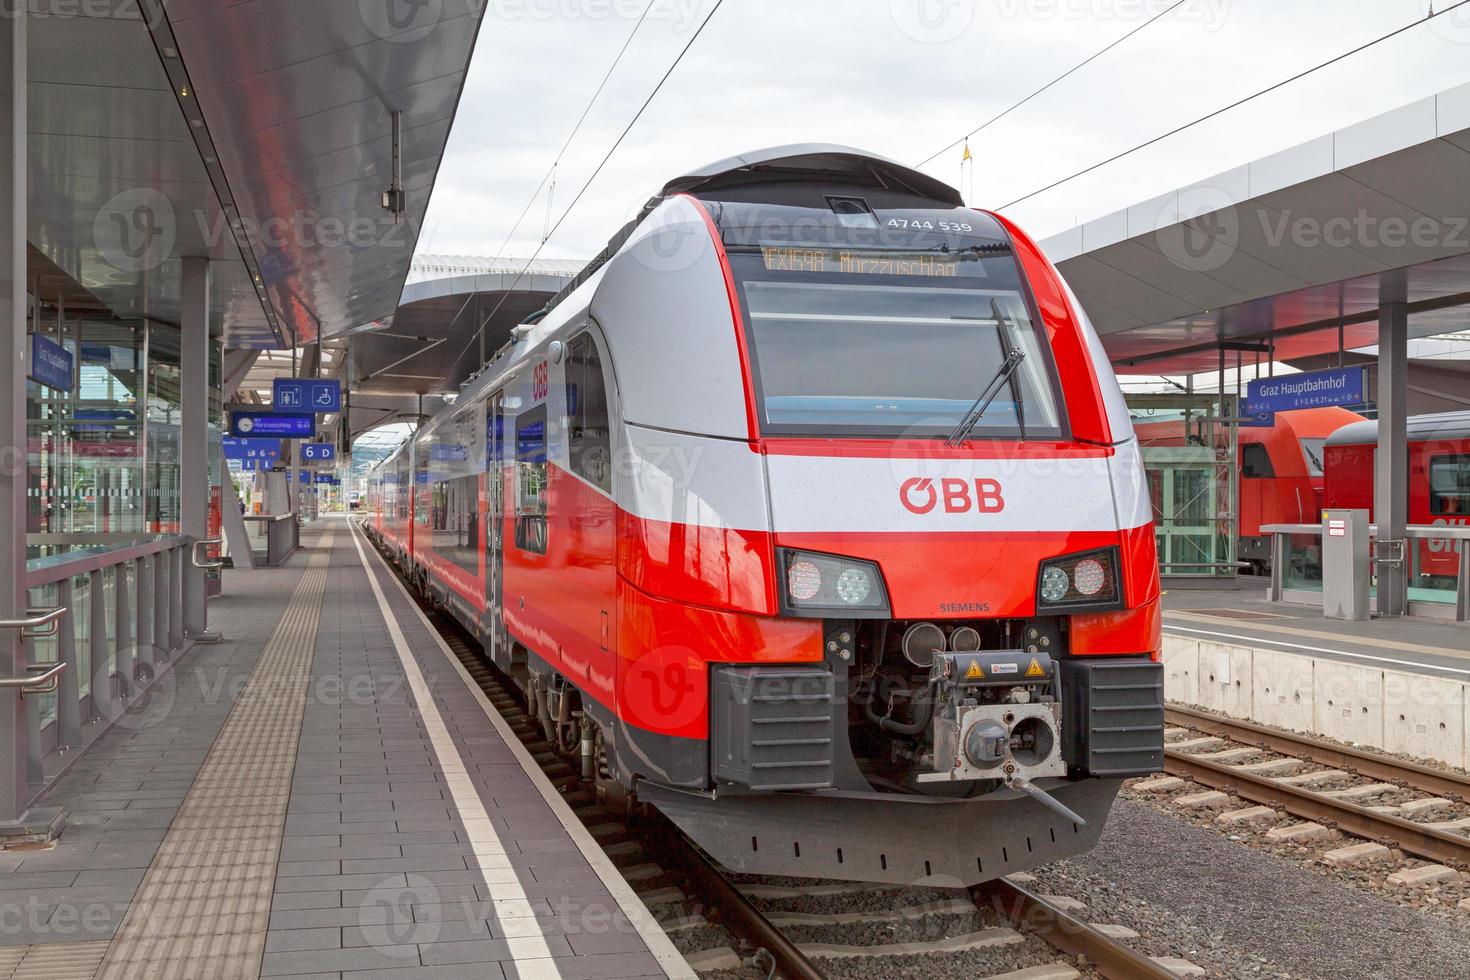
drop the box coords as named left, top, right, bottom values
left=92, top=533, right=335, bottom=980
left=0, top=942, right=108, bottom=979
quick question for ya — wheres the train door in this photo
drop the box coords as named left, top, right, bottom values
left=563, top=329, right=617, bottom=707
left=485, top=392, right=507, bottom=667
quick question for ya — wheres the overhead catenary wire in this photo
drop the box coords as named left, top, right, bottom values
left=914, top=0, right=1187, bottom=170
left=482, top=0, right=659, bottom=276
left=996, top=0, right=1470, bottom=211
left=454, top=0, right=727, bottom=368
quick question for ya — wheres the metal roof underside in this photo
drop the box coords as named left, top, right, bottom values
left=23, top=0, right=483, bottom=352
left=346, top=265, right=578, bottom=398
left=164, top=0, right=484, bottom=350
left=1039, top=82, right=1470, bottom=375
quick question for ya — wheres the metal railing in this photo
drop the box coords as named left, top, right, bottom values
left=1262, top=522, right=1470, bottom=622
left=8, top=534, right=195, bottom=800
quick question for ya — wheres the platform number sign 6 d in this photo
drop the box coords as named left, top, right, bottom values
left=301, top=443, right=336, bottom=463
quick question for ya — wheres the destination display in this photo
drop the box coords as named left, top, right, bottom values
left=229, top=411, right=316, bottom=439
left=760, top=246, right=969, bottom=278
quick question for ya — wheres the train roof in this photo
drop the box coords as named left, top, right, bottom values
left=1325, top=410, right=1470, bottom=447
left=660, top=144, right=965, bottom=207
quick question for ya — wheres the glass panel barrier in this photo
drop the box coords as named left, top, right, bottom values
left=1283, top=533, right=1324, bottom=593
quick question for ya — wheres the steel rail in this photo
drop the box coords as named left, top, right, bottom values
left=1163, top=750, right=1470, bottom=868
left=975, top=878, right=1177, bottom=980
left=659, top=832, right=827, bottom=980
left=1165, top=705, right=1470, bottom=802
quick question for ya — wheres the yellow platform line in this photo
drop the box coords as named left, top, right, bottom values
left=93, top=532, right=335, bottom=980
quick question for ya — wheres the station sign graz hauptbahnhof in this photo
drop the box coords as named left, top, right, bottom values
left=1242, top=366, right=1368, bottom=426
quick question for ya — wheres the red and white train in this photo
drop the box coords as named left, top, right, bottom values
left=1325, top=410, right=1470, bottom=580
left=365, top=146, right=1164, bottom=885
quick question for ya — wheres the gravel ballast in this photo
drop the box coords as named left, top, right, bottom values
left=1063, top=799, right=1470, bottom=979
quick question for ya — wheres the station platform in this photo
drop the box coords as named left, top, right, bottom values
left=1161, top=585, right=1470, bottom=771
left=1162, top=586, right=1470, bottom=682
left=0, top=520, right=687, bottom=980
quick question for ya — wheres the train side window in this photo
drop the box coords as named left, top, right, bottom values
left=566, top=334, right=612, bottom=493
left=1429, top=455, right=1470, bottom=516
left=1242, top=443, right=1274, bottom=479
left=515, top=406, right=549, bottom=554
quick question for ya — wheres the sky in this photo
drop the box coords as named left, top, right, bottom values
left=416, top=0, right=1470, bottom=265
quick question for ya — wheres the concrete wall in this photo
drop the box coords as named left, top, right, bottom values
left=1163, top=634, right=1468, bottom=770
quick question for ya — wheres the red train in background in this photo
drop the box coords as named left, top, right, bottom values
left=1133, top=407, right=1364, bottom=573
left=364, top=146, right=1165, bottom=886
left=1324, top=411, right=1470, bottom=580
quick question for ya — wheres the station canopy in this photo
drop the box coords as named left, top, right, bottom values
left=26, top=0, right=483, bottom=351
left=1039, top=81, right=1470, bottom=384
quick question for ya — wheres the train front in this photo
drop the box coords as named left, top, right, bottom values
left=606, top=150, right=1164, bottom=886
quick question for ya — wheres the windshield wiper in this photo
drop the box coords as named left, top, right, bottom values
left=945, top=299, right=1027, bottom=447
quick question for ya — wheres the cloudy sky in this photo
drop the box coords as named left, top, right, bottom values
left=416, top=0, right=1470, bottom=263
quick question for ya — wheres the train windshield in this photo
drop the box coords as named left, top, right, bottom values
left=729, top=246, right=1063, bottom=439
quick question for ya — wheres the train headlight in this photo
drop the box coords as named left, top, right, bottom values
left=777, top=549, right=890, bottom=618
left=788, top=560, right=823, bottom=602
left=836, top=568, right=872, bottom=605
left=1040, top=566, right=1070, bottom=604
left=1036, top=547, right=1123, bottom=613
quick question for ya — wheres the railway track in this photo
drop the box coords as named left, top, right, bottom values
left=368, top=531, right=1198, bottom=979
left=1158, top=705, right=1470, bottom=872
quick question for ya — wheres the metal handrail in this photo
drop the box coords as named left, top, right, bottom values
left=0, top=608, right=65, bottom=639
left=0, top=663, right=67, bottom=698
left=1263, top=522, right=1470, bottom=540
left=192, top=538, right=225, bottom=570
left=1265, top=520, right=1469, bottom=622
left=241, top=512, right=297, bottom=523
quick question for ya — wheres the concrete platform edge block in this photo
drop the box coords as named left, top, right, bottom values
left=1162, top=635, right=1200, bottom=705
left=1381, top=671, right=1465, bottom=769
left=1251, top=648, right=1314, bottom=734
left=1195, top=640, right=1252, bottom=719
left=1312, top=660, right=1384, bottom=747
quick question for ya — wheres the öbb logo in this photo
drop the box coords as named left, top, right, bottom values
left=900, top=478, right=1005, bottom=515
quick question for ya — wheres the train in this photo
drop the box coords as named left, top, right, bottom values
left=1133, top=407, right=1365, bottom=574
left=1324, top=410, right=1470, bottom=581
left=363, top=145, right=1165, bottom=886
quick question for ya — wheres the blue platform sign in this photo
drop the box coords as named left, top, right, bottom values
left=29, top=334, right=74, bottom=392
left=1243, top=367, right=1367, bottom=426
left=230, top=411, right=315, bottom=439
left=299, top=443, right=336, bottom=464
left=273, top=378, right=341, bottom=414
left=223, top=438, right=281, bottom=461
left=314, top=472, right=340, bottom=486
